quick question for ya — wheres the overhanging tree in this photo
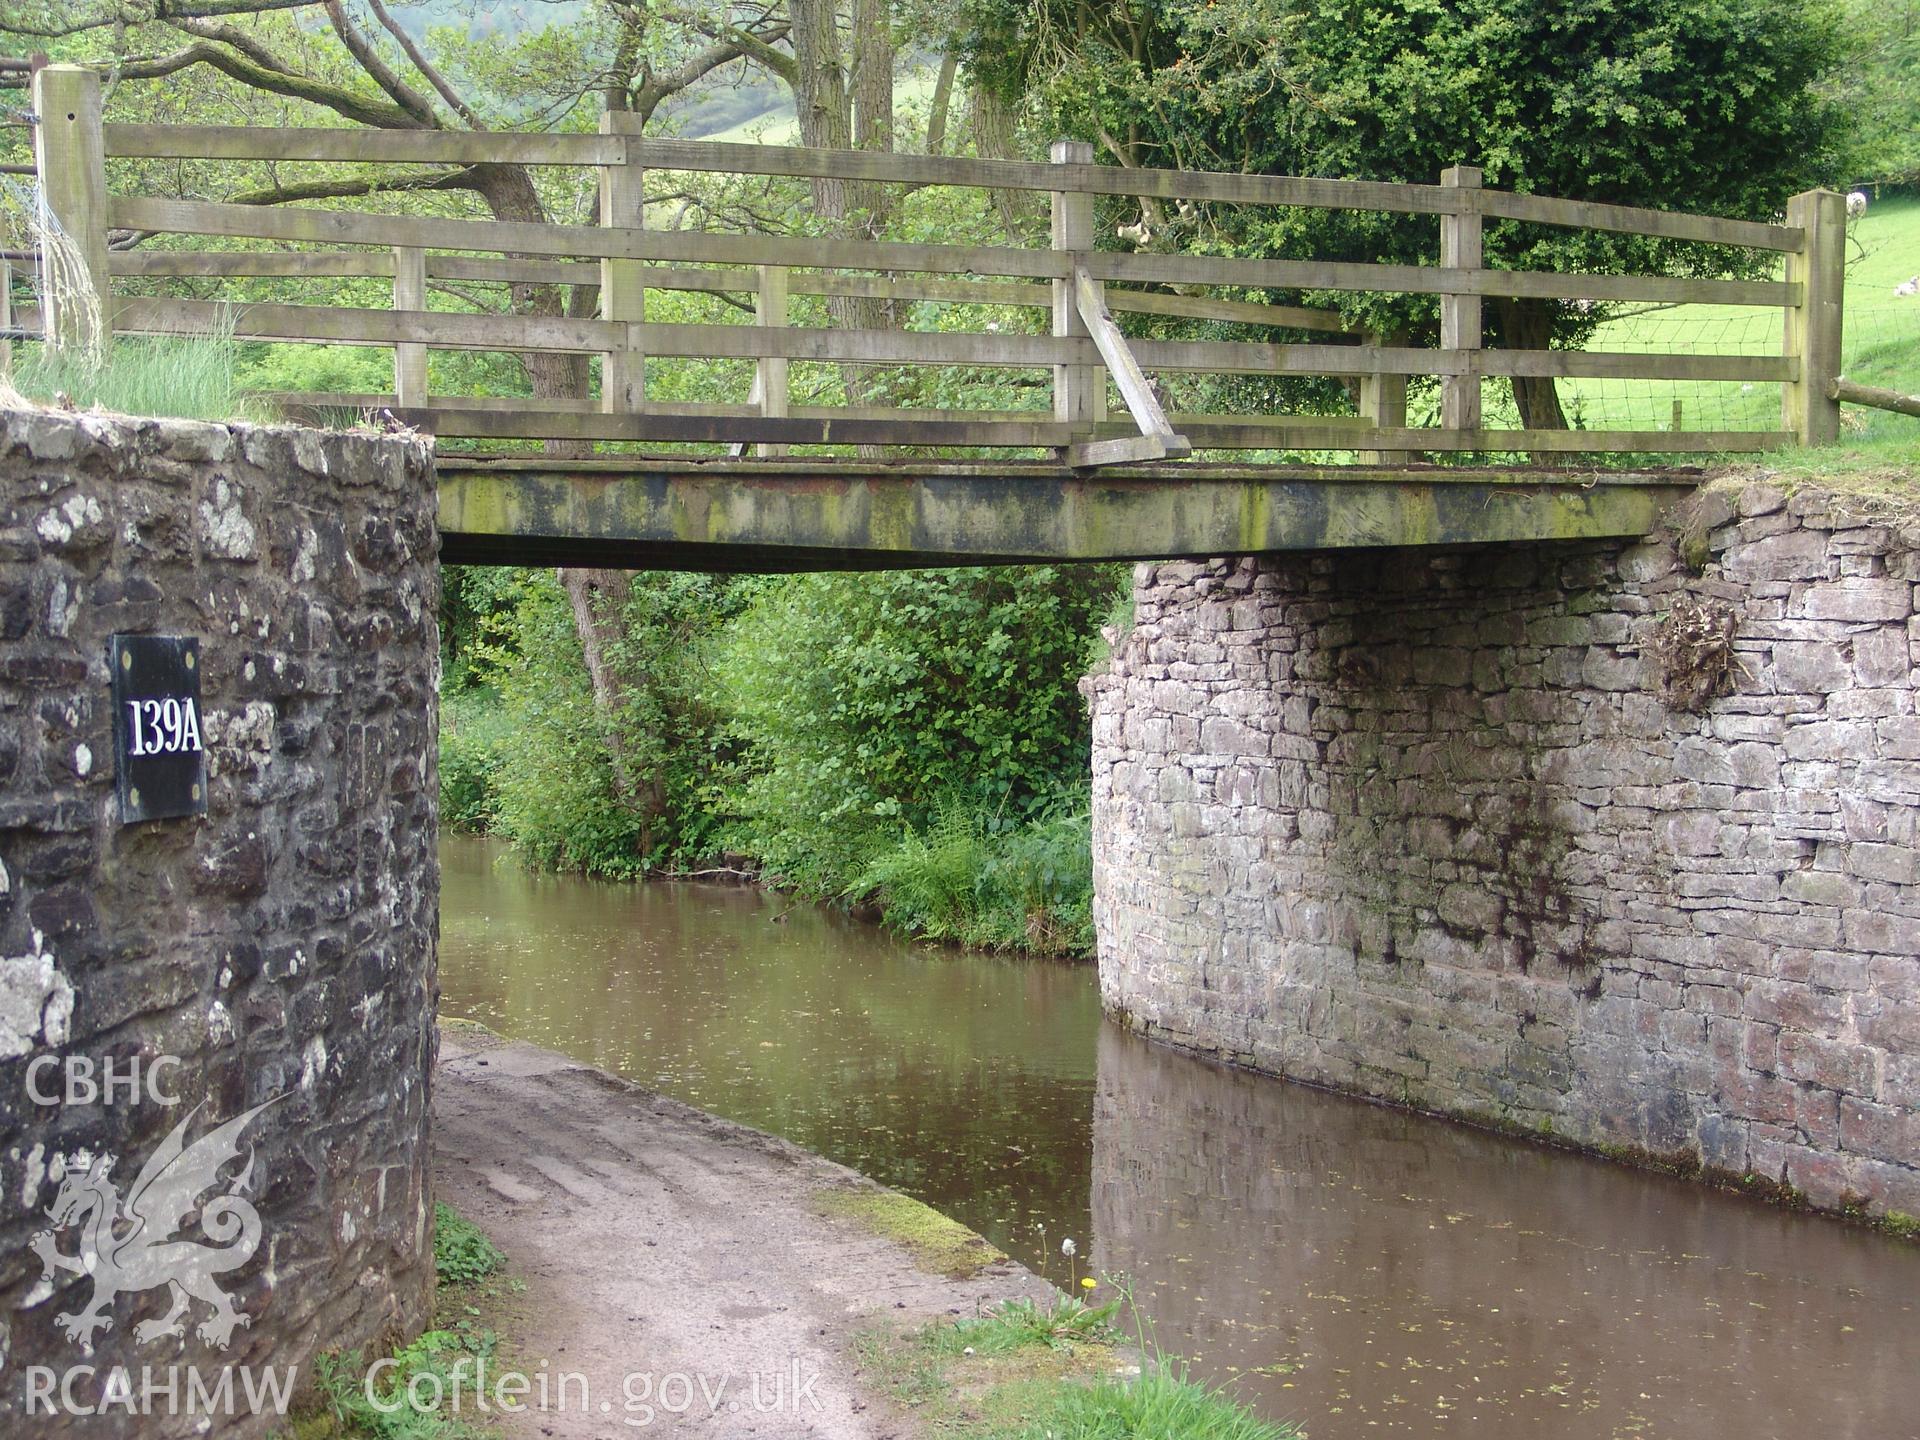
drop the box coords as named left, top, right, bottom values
left=977, top=0, right=1853, bottom=427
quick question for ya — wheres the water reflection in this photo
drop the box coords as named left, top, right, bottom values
left=440, top=835, right=1920, bottom=1438
left=438, top=835, right=1100, bottom=1278
left=1092, top=1024, right=1919, bottom=1439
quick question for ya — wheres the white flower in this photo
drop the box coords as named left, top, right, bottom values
left=1060, top=1238, right=1077, bottom=1259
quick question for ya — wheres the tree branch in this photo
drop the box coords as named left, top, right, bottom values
left=105, top=40, right=421, bottom=127
left=321, top=0, right=438, bottom=127
left=633, top=30, right=778, bottom=124
left=704, top=21, right=794, bottom=85
left=363, top=0, right=480, bottom=127
left=0, top=0, right=322, bottom=39
left=164, top=16, right=301, bottom=75
left=226, top=166, right=481, bottom=205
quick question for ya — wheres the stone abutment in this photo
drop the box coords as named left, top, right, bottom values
left=0, top=406, right=439, bottom=1435
left=1089, top=479, right=1920, bottom=1218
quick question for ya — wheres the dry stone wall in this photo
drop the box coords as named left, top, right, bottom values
left=0, top=405, right=439, bottom=1435
left=1089, top=479, right=1920, bottom=1218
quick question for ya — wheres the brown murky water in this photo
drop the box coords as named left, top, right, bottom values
left=439, top=835, right=1920, bottom=1439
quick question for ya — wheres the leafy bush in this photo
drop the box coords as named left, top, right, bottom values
left=431, top=1202, right=504, bottom=1287
left=850, top=803, right=1096, bottom=956
left=717, top=565, right=1120, bottom=894
left=438, top=692, right=508, bottom=832
left=453, top=569, right=744, bottom=878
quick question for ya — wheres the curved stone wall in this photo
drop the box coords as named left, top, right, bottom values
left=0, top=406, right=439, bottom=1434
left=1090, top=479, right=1920, bottom=1219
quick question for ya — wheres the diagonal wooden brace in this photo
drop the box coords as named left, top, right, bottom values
left=1069, top=266, right=1191, bottom=467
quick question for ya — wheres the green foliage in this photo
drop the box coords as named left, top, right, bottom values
left=438, top=559, right=1114, bottom=954
left=438, top=691, right=509, bottom=832
left=10, top=323, right=272, bottom=423
left=431, top=1203, right=505, bottom=1287
left=717, top=565, right=1119, bottom=894
left=444, top=569, right=744, bottom=878
left=313, top=1329, right=495, bottom=1440
left=990, top=0, right=1854, bottom=410
left=851, top=804, right=1096, bottom=956
left=1834, top=1, right=1920, bottom=184
left=472, top=570, right=644, bottom=877
left=1010, top=1361, right=1303, bottom=1440
left=928, top=1295, right=1122, bottom=1356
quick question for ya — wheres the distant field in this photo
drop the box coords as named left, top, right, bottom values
left=703, top=66, right=944, bottom=145
left=1558, top=195, right=1920, bottom=443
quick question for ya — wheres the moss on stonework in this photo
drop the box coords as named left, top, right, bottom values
left=811, top=1186, right=1009, bottom=1278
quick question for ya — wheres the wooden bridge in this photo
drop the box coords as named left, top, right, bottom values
left=14, top=65, right=1847, bottom=568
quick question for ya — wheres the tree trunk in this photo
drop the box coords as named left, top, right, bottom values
left=1493, top=296, right=1570, bottom=431
left=970, top=78, right=1041, bottom=241
left=473, top=160, right=654, bottom=832
left=788, top=0, right=897, bottom=427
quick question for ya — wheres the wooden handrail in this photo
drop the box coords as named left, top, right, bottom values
left=107, top=196, right=1799, bottom=308
left=5, top=62, right=1822, bottom=465
left=101, top=122, right=1803, bottom=251
left=44, top=295, right=1795, bottom=385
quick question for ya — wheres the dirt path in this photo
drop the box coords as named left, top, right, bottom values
left=431, top=1026, right=1053, bottom=1438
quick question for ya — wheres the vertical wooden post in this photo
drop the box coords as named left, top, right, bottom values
left=755, top=265, right=789, bottom=458
left=1438, top=164, right=1484, bottom=433
left=30, top=64, right=114, bottom=353
left=1050, top=139, right=1104, bottom=443
left=1783, top=188, right=1846, bottom=447
left=1358, top=329, right=1408, bottom=465
left=599, top=112, right=646, bottom=413
left=391, top=245, right=427, bottom=408
left=0, top=257, right=12, bottom=378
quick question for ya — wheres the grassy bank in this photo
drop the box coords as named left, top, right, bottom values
left=1559, top=194, right=1920, bottom=444
left=859, top=1292, right=1301, bottom=1440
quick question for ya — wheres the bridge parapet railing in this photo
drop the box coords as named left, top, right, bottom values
left=19, top=64, right=1844, bottom=464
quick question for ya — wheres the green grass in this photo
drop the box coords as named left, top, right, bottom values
left=1557, top=194, right=1920, bottom=452
left=8, top=320, right=275, bottom=423
left=859, top=1293, right=1302, bottom=1440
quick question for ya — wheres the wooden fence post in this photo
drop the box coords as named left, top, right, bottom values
left=1359, top=329, right=1408, bottom=464
left=1050, top=139, right=1104, bottom=444
left=755, top=264, right=789, bottom=458
left=30, top=64, right=114, bottom=353
left=392, top=245, right=427, bottom=407
left=1438, top=164, right=1483, bottom=432
left=599, top=112, right=646, bottom=412
left=1783, top=188, right=1846, bottom=447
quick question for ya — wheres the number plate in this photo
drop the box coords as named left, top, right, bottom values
left=109, top=634, right=208, bottom=825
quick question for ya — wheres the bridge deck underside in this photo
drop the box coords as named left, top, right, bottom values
left=436, top=458, right=1696, bottom=571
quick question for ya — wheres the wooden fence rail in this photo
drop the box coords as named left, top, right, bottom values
left=17, top=63, right=1845, bottom=461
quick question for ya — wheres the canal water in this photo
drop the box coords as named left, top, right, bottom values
left=439, top=834, right=1919, bottom=1439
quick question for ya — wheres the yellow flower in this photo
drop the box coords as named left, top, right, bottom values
left=1081, top=1278, right=1097, bottom=1290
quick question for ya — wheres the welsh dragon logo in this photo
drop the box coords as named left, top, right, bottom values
left=29, top=1097, right=281, bottom=1351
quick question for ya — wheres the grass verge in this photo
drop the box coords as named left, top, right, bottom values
left=8, top=321, right=276, bottom=424
left=858, top=1292, right=1302, bottom=1440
